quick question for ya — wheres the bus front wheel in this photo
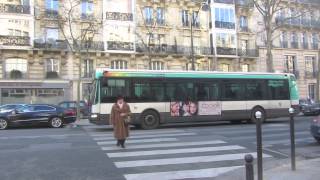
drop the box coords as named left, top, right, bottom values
left=250, top=107, right=266, bottom=124
left=140, top=110, right=160, bottom=130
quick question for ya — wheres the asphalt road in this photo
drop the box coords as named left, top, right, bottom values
left=0, top=116, right=319, bottom=180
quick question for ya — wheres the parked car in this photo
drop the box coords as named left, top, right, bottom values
left=299, top=99, right=320, bottom=115
left=0, top=104, right=76, bottom=130
left=311, top=116, right=320, bottom=144
left=0, top=104, right=27, bottom=113
left=58, top=101, right=90, bottom=118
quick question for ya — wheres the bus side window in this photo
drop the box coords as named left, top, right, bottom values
left=268, top=80, right=289, bottom=100
left=246, top=80, right=266, bottom=100
left=222, top=81, right=245, bottom=100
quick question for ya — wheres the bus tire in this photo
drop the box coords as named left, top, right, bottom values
left=250, top=107, right=266, bottom=124
left=140, top=110, right=160, bottom=130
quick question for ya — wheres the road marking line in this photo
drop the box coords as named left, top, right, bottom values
left=93, top=132, right=196, bottom=141
left=124, top=166, right=242, bottom=180
left=114, top=152, right=272, bottom=168
left=97, top=138, right=178, bottom=145
left=231, top=131, right=309, bottom=140
left=101, top=140, right=226, bottom=151
left=262, top=147, right=289, bottom=158
left=107, top=145, right=245, bottom=158
left=90, top=129, right=186, bottom=137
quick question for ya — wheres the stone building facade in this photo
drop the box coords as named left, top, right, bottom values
left=0, top=0, right=318, bottom=104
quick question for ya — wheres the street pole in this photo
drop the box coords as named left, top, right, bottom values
left=190, top=13, right=195, bottom=71
left=289, top=108, right=296, bottom=171
left=255, top=111, right=263, bottom=180
left=245, top=154, right=254, bottom=180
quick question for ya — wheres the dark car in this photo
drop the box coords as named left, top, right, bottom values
left=0, top=104, right=76, bottom=130
left=0, top=104, right=27, bottom=113
left=299, top=99, right=320, bottom=115
left=311, top=116, right=320, bottom=144
left=58, top=101, right=90, bottom=118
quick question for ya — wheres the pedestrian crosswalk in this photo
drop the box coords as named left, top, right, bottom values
left=85, top=128, right=272, bottom=180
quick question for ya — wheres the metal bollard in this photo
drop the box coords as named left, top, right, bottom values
left=245, top=154, right=254, bottom=180
left=289, top=108, right=296, bottom=171
left=255, top=111, right=263, bottom=180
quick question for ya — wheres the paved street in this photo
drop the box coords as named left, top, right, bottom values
left=0, top=116, right=319, bottom=180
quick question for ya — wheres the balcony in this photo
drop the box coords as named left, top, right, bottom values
left=74, top=41, right=104, bottom=51
left=276, top=17, right=320, bottom=29
left=214, top=0, right=235, bottom=4
left=216, top=47, right=237, bottom=56
left=106, top=12, right=133, bottom=21
left=81, top=13, right=94, bottom=20
left=44, top=9, right=58, bottom=18
left=302, top=42, right=309, bottom=49
left=0, top=3, right=30, bottom=14
left=107, top=41, right=134, bottom=51
left=0, top=35, right=30, bottom=46
left=215, top=21, right=235, bottom=29
left=34, top=39, right=68, bottom=49
left=239, top=26, right=249, bottom=32
left=305, top=71, right=317, bottom=79
left=280, top=41, right=288, bottom=48
left=235, top=0, right=254, bottom=8
left=291, top=41, right=299, bottom=49
left=238, top=49, right=259, bottom=57
left=135, top=44, right=214, bottom=56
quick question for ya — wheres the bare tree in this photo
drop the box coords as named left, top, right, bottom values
left=56, top=0, right=103, bottom=122
left=253, top=0, right=309, bottom=72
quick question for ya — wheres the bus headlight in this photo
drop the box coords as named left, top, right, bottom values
left=91, top=114, right=98, bottom=118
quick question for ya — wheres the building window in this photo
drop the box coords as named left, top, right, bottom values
left=5, top=59, right=28, bottom=79
left=291, top=32, right=298, bottom=48
left=45, top=28, right=58, bottom=42
left=46, top=0, right=58, bottom=10
left=242, top=64, right=249, bottom=72
left=82, top=59, right=94, bottom=78
left=156, top=8, right=165, bottom=25
left=280, top=31, right=288, bottom=48
left=219, top=63, right=230, bottom=72
left=239, top=16, right=248, bottom=31
left=215, top=8, right=235, bottom=29
left=305, top=56, right=316, bottom=78
left=301, top=32, right=308, bottom=49
left=150, top=61, right=164, bottom=70
left=111, top=60, right=128, bottom=69
left=81, top=0, right=93, bottom=19
left=311, top=33, right=318, bottom=49
left=216, top=33, right=236, bottom=48
left=308, top=84, right=316, bottom=100
left=192, top=11, right=200, bottom=28
left=144, top=7, right=153, bottom=25
left=46, top=59, right=59, bottom=73
left=285, top=55, right=298, bottom=77
left=182, top=10, right=189, bottom=27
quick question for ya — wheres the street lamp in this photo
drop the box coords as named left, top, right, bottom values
left=190, top=0, right=210, bottom=71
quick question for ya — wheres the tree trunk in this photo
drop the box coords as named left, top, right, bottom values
left=266, top=30, right=274, bottom=72
left=76, top=58, right=82, bottom=122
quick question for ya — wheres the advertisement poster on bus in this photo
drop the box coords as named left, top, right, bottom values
left=170, top=101, right=198, bottom=117
left=198, top=101, right=222, bottom=115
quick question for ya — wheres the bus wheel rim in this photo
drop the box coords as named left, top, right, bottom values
left=145, top=115, right=155, bottom=125
left=52, top=118, right=62, bottom=127
left=0, top=119, right=7, bottom=129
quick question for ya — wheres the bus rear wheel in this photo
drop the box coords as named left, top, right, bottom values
left=250, top=107, right=266, bottom=124
left=140, top=110, right=160, bottom=130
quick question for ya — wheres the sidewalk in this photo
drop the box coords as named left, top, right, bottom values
left=74, top=118, right=92, bottom=126
left=218, top=158, right=320, bottom=180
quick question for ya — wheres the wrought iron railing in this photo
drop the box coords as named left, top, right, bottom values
left=237, top=49, right=259, bottom=57
left=216, top=47, right=237, bottom=55
left=239, top=26, right=249, bottom=32
left=44, top=9, right=58, bottom=18
left=276, top=17, right=320, bottom=29
left=214, top=0, right=235, bottom=4
left=106, top=12, right=133, bottom=21
left=107, top=41, right=134, bottom=51
left=0, top=3, right=30, bottom=14
left=311, top=43, right=319, bottom=50
left=215, top=21, right=235, bottom=29
left=0, top=35, right=30, bottom=46
left=135, top=44, right=214, bottom=55
left=34, top=39, right=68, bottom=49
left=235, top=0, right=254, bottom=8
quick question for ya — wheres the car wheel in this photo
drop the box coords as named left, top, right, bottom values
left=140, top=110, right=160, bottom=130
left=50, top=117, right=63, bottom=128
left=250, top=107, right=266, bottom=124
left=0, top=118, right=8, bottom=130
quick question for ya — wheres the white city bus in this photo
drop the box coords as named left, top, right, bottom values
left=90, top=69, right=299, bottom=129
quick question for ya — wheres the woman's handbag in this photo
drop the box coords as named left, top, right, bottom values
left=123, top=115, right=131, bottom=125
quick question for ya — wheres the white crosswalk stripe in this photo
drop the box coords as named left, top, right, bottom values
left=85, top=128, right=273, bottom=180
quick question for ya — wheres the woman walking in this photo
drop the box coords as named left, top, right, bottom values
left=109, top=95, right=131, bottom=148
